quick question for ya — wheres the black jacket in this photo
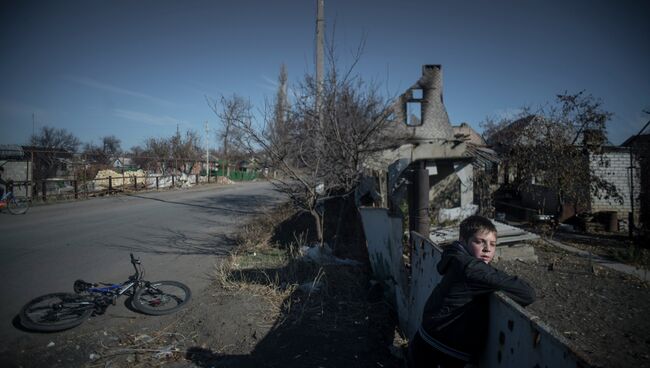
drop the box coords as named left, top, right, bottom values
left=419, top=241, right=535, bottom=360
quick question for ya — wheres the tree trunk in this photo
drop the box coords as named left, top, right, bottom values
left=333, top=197, right=347, bottom=252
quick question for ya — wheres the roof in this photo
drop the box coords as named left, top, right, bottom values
left=21, top=146, right=73, bottom=158
left=0, top=145, right=25, bottom=159
left=114, top=157, right=133, bottom=166
left=465, top=144, right=500, bottom=167
left=453, top=122, right=486, bottom=146
left=621, top=133, right=650, bottom=147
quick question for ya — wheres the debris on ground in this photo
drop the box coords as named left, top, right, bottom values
left=299, top=244, right=363, bottom=266
left=496, top=240, right=650, bottom=368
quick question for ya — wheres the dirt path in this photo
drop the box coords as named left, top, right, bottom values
left=4, top=202, right=401, bottom=368
left=3, top=265, right=400, bottom=368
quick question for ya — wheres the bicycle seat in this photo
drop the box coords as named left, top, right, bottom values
left=73, top=279, right=94, bottom=293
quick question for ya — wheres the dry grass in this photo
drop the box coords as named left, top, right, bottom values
left=213, top=203, right=306, bottom=315
left=212, top=202, right=376, bottom=328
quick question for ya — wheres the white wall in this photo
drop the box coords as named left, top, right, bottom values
left=590, top=150, right=641, bottom=217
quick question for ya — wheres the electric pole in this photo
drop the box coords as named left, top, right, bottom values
left=205, top=120, right=210, bottom=183
left=316, top=0, right=325, bottom=129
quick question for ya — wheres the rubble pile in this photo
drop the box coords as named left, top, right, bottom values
left=93, top=169, right=147, bottom=189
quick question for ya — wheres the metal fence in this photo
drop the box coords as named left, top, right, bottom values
left=214, top=169, right=258, bottom=181
left=17, top=173, right=221, bottom=202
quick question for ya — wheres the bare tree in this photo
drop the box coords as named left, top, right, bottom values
left=483, top=91, right=622, bottom=218
left=142, top=137, right=172, bottom=174
left=83, top=135, right=122, bottom=166
left=206, top=94, right=251, bottom=177
left=232, top=58, right=404, bottom=244
left=132, top=130, right=201, bottom=175
left=29, top=126, right=81, bottom=180
left=171, top=129, right=202, bottom=174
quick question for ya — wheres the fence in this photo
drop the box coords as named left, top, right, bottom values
left=358, top=207, right=592, bottom=368
left=22, top=173, right=221, bottom=202
left=214, top=169, right=258, bottom=181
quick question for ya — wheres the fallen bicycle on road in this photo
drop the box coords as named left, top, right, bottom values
left=19, top=253, right=191, bottom=332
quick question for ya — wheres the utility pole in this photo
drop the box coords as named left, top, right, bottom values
left=627, top=114, right=650, bottom=238
left=204, top=121, right=210, bottom=182
left=315, top=0, right=324, bottom=129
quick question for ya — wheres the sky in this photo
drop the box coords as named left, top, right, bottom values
left=0, top=0, right=648, bottom=150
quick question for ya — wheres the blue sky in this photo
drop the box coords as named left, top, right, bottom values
left=1, top=0, right=648, bottom=150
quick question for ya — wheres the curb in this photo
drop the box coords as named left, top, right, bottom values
left=541, top=237, right=650, bottom=282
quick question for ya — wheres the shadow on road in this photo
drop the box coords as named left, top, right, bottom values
left=103, top=230, right=238, bottom=256
left=125, top=193, right=274, bottom=215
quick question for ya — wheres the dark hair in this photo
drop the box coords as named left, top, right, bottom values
left=459, top=215, right=497, bottom=242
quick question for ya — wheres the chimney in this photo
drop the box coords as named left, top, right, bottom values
left=414, top=65, right=454, bottom=140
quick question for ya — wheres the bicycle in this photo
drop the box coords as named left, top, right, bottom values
left=0, top=188, right=30, bottom=215
left=19, top=253, right=191, bottom=332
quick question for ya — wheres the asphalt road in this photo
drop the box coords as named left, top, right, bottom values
left=0, top=181, right=284, bottom=342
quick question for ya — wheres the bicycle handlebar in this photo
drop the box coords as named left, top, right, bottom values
left=129, top=253, right=141, bottom=279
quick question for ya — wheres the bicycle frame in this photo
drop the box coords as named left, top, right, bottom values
left=78, top=253, right=143, bottom=299
left=20, top=253, right=191, bottom=331
left=0, top=191, right=12, bottom=207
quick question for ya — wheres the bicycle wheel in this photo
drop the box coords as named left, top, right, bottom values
left=19, top=293, right=93, bottom=332
left=132, top=281, right=191, bottom=315
left=7, top=196, right=30, bottom=215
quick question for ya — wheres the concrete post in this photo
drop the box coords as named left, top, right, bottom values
left=415, top=161, right=430, bottom=236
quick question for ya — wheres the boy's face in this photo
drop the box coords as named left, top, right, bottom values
left=462, top=230, right=497, bottom=263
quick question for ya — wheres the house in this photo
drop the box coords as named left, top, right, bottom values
left=487, top=115, right=641, bottom=231
left=453, top=122, right=487, bottom=146
left=21, top=145, right=73, bottom=180
left=621, top=133, right=649, bottom=235
left=587, top=145, right=641, bottom=231
left=0, top=145, right=32, bottom=197
left=112, top=157, right=138, bottom=171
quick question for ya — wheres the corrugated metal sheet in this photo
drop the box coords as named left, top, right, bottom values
left=430, top=220, right=539, bottom=245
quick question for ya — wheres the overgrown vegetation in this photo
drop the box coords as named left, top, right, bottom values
left=482, top=91, right=623, bottom=215
left=217, top=47, right=407, bottom=244
left=212, top=203, right=400, bottom=366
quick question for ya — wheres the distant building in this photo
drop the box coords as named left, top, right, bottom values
left=113, top=157, right=138, bottom=171
left=0, top=144, right=33, bottom=197
left=486, top=116, right=640, bottom=230
left=453, top=122, right=486, bottom=146
left=621, top=133, right=649, bottom=235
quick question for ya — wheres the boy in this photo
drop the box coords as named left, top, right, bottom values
left=409, top=215, right=535, bottom=368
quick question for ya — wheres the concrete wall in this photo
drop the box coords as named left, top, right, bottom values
left=590, top=150, right=641, bottom=218
left=359, top=207, right=591, bottom=367
left=428, top=161, right=473, bottom=210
